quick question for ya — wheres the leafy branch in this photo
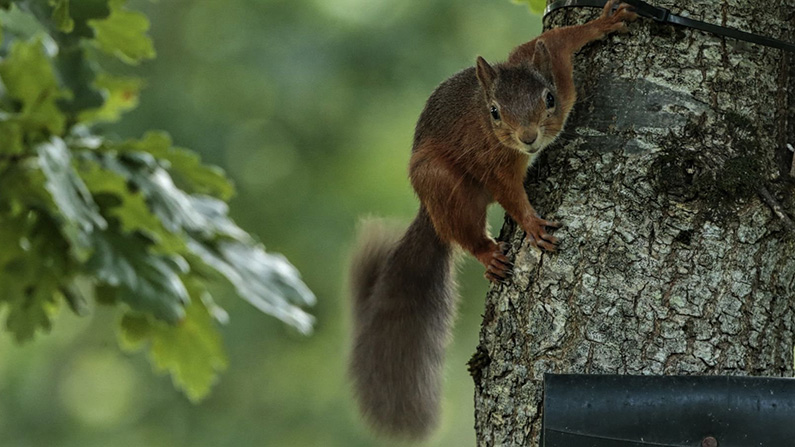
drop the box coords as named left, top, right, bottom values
left=0, top=0, right=315, bottom=401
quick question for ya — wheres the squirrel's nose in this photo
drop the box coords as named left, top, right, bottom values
left=520, top=130, right=538, bottom=146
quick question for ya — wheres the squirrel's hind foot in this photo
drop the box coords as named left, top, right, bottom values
left=481, top=242, right=513, bottom=283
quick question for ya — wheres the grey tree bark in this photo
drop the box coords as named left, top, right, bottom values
left=471, top=1, right=795, bottom=445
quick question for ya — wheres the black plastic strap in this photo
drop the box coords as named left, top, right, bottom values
left=542, top=374, right=795, bottom=446
left=544, top=0, right=795, bottom=53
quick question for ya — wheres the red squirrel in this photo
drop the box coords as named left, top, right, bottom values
left=349, top=1, right=637, bottom=439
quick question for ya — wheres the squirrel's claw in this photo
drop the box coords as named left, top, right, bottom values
left=599, top=0, right=638, bottom=33
left=527, top=234, right=558, bottom=252
left=536, top=218, right=562, bottom=230
left=602, top=0, right=637, bottom=18
left=525, top=216, right=561, bottom=252
left=485, top=270, right=510, bottom=283
left=482, top=242, right=513, bottom=283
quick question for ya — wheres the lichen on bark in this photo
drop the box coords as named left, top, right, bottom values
left=473, top=1, right=795, bottom=445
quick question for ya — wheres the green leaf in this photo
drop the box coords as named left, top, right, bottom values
left=37, top=137, right=107, bottom=260
left=61, top=282, right=89, bottom=316
left=92, top=145, right=314, bottom=332
left=0, top=36, right=67, bottom=136
left=91, top=149, right=225, bottom=237
left=77, top=155, right=185, bottom=252
left=0, top=159, right=49, bottom=218
left=113, top=132, right=235, bottom=200
left=50, top=0, right=75, bottom=32
left=4, top=275, right=60, bottom=343
left=0, top=118, right=24, bottom=155
left=111, top=190, right=171, bottom=239
left=105, top=153, right=211, bottom=234
left=0, top=213, right=28, bottom=268
left=119, top=297, right=228, bottom=402
left=53, top=45, right=104, bottom=115
left=0, top=214, right=72, bottom=342
left=88, top=0, right=155, bottom=65
left=512, top=0, right=546, bottom=14
left=182, top=195, right=248, bottom=240
left=188, top=238, right=316, bottom=334
left=91, top=144, right=315, bottom=332
left=78, top=73, right=143, bottom=123
left=95, top=283, right=119, bottom=305
left=0, top=4, right=49, bottom=42
left=0, top=37, right=56, bottom=105
left=118, top=313, right=151, bottom=350
left=165, top=148, right=235, bottom=201
left=65, top=0, right=111, bottom=38
left=86, top=229, right=189, bottom=324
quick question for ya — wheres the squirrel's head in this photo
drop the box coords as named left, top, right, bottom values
left=475, top=41, right=567, bottom=156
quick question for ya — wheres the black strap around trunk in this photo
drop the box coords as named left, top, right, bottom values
left=544, top=0, right=795, bottom=53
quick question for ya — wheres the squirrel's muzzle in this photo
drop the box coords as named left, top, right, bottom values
left=520, top=129, right=538, bottom=146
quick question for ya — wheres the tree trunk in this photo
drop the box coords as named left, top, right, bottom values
left=472, top=1, right=795, bottom=445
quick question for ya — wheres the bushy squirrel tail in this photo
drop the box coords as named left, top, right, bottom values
left=348, top=207, right=456, bottom=439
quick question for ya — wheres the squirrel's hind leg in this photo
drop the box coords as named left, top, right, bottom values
left=418, top=177, right=511, bottom=281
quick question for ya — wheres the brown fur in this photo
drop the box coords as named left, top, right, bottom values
left=349, top=210, right=455, bottom=438
left=349, top=1, right=637, bottom=439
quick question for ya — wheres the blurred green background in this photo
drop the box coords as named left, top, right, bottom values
left=0, top=1, right=540, bottom=445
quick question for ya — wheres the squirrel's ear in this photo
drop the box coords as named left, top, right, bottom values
left=531, top=40, right=553, bottom=82
left=475, top=56, right=497, bottom=91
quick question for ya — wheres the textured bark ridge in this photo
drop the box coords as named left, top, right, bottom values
left=473, top=1, right=795, bottom=445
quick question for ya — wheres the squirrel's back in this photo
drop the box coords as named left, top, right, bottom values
left=413, top=67, right=481, bottom=150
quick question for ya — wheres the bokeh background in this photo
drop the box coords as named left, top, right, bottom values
left=0, top=1, right=541, bottom=445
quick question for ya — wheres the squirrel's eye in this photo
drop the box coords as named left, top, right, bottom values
left=490, top=106, right=500, bottom=121
left=545, top=91, right=555, bottom=109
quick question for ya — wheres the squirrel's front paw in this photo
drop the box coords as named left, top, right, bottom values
left=524, top=216, right=561, bottom=252
left=599, top=0, right=639, bottom=33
